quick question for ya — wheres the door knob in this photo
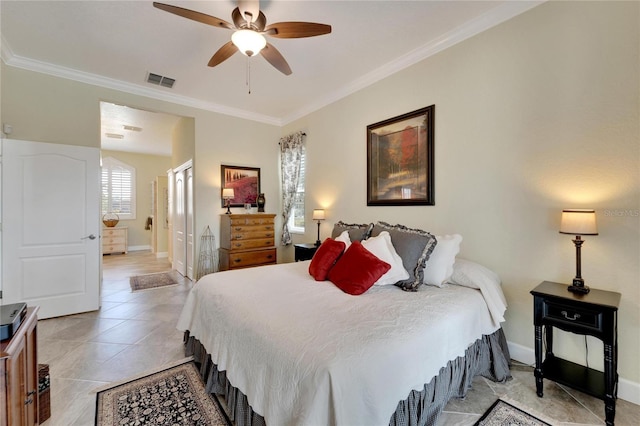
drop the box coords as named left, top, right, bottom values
left=81, top=234, right=97, bottom=240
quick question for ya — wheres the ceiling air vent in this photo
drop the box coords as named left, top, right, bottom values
left=146, top=72, right=175, bottom=89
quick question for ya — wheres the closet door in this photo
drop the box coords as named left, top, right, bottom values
left=173, top=169, right=186, bottom=276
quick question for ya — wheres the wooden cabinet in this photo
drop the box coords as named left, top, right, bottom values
left=1, top=307, right=39, bottom=426
left=219, top=214, right=276, bottom=270
left=102, top=227, right=128, bottom=255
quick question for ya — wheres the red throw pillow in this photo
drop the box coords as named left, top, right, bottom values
left=328, top=241, right=391, bottom=295
left=309, top=238, right=346, bottom=281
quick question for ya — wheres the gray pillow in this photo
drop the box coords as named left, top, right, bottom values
left=331, top=221, right=374, bottom=242
left=370, top=221, right=438, bottom=291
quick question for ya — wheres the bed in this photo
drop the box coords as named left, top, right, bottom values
left=177, top=220, right=511, bottom=426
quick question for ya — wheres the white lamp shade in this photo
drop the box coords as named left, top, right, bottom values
left=231, top=30, right=267, bottom=56
left=559, top=209, right=598, bottom=235
left=222, top=188, right=235, bottom=199
left=312, top=209, right=325, bottom=221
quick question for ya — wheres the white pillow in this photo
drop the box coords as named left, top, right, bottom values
left=423, top=234, right=462, bottom=287
left=448, top=258, right=507, bottom=326
left=334, top=230, right=352, bottom=249
left=361, top=231, right=410, bottom=286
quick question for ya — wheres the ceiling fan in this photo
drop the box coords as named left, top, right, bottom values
left=153, top=1, right=332, bottom=76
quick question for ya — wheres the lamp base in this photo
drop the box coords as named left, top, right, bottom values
left=568, top=281, right=590, bottom=294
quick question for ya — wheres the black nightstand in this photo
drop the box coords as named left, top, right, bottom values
left=531, top=281, right=621, bottom=426
left=294, top=243, right=318, bottom=261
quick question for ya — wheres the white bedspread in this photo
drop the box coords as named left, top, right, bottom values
left=177, top=261, right=501, bottom=426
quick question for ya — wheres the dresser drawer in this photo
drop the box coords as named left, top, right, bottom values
left=543, top=300, right=603, bottom=333
left=230, top=217, right=274, bottom=226
left=228, top=238, right=275, bottom=250
left=103, top=244, right=127, bottom=254
left=103, top=228, right=126, bottom=238
left=230, top=229, right=276, bottom=241
left=102, top=236, right=126, bottom=245
left=228, top=248, right=276, bottom=269
left=230, top=224, right=275, bottom=233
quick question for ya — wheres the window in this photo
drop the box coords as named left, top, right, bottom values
left=101, top=157, right=136, bottom=220
left=288, top=151, right=306, bottom=233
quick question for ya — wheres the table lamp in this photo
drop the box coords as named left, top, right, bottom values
left=313, top=209, right=325, bottom=246
left=559, top=209, right=598, bottom=294
left=222, top=188, right=234, bottom=214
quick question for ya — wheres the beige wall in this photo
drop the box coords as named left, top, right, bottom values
left=101, top=150, right=171, bottom=250
left=1, top=63, right=281, bottom=266
left=284, top=1, right=639, bottom=395
left=1, top=0, right=638, bottom=400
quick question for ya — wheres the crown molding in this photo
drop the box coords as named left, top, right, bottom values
left=2, top=1, right=543, bottom=127
left=1, top=36, right=281, bottom=127
left=281, top=1, right=544, bottom=125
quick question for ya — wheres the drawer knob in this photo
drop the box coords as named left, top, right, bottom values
left=561, top=310, right=581, bottom=321
left=233, top=258, right=242, bottom=263
left=266, top=255, right=273, bottom=259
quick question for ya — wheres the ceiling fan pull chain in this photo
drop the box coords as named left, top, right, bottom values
left=246, top=57, right=251, bottom=95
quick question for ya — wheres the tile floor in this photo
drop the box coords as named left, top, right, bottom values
left=36, top=251, right=639, bottom=425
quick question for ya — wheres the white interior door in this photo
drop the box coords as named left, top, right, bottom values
left=2, top=139, right=100, bottom=319
left=173, top=168, right=186, bottom=276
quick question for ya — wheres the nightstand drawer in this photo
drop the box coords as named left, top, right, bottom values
left=544, top=301, right=602, bottom=332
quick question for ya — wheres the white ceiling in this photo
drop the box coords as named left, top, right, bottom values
left=1, top=0, right=542, bottom=155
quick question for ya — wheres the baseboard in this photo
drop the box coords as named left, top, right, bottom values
left=128, top=245, right=152, bottom=252
left=507, top=340, right=640, bottom=405
left=155, top=252, right=168, bottom=258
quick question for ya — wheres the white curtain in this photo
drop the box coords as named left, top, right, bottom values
left=279, top=131, right=305, bottom=245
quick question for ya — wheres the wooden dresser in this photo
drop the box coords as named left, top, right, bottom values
left=102, top=227, right=128, bottom=255
left=1, top=307, right=39, bottom=426
left=219, top=214, right=276, bottom=270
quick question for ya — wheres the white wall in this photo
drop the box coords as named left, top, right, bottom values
left=283, top=0, right=640, bottom=400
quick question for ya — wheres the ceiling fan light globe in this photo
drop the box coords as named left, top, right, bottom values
left=232, top=29, right=266, bottom=56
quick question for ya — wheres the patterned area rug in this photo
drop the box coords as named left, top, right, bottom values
left=129, top=270, right=182, bottom=291
left=475, top=399, right=552, bottom=425
left=95, top=361, right=231, bottom=426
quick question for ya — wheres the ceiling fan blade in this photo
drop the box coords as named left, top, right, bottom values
left=260, top=43, right=292, bottom=75
left=208, top=41, right=239, bottom=67
left=264, top=22, right=332, bottom=38
left=153, top=2, right=234, bottom=30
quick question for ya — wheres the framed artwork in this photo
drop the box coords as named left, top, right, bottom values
left=367, top=105, right=435, bottom=206
left=221, top=165, right=261, bottom=207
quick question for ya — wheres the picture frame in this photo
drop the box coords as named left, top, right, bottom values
left=221, top=165, right=261, bottom=207
left=367, top=105, right=435, bottom=206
